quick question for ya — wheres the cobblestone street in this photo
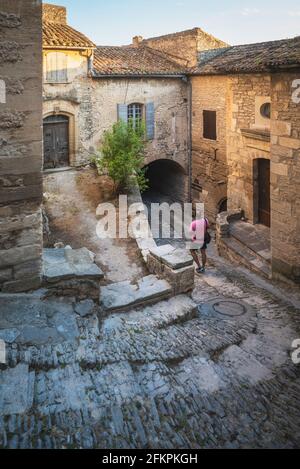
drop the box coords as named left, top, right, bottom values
left=1, top=250, right=299, bottom=449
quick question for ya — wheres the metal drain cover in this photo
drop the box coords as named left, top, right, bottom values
left=197, top=297, right=252, bottom=319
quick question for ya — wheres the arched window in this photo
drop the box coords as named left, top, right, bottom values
left=128, top=103, right=143, bottom=128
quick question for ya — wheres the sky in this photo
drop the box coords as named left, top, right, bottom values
left=46, top=0, right=300, bottom=46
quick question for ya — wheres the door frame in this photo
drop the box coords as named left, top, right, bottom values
left=253, top=158, right=271, bottom=227
left=43, top=110, right=76, bottom=169
left=43, top=115, right=70, bottom=170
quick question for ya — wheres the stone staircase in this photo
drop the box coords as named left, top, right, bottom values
left=100, top=275, right=173, bottom=314
left=220, top=235, right=271, bottom=279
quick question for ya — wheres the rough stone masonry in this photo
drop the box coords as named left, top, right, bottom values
left=0, top=0, right=43, bottom=292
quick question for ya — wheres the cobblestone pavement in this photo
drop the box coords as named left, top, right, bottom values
left=0, top=253, right=300, bottom=449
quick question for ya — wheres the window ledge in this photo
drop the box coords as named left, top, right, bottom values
left=241, top=128, right=270, bottom=142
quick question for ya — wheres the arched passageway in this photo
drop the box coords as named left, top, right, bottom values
left=143, top=159, right=187, bottom=204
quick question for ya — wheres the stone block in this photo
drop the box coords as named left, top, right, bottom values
left=278, top=137, right=300, bottom=150
left=0, top=364, right=35, bottom=416
left=0, top=244, right=41, bottom=269
left=2, top=276, right=41, bottom=293
left=271, top=163, right=289, bottom=177
left=100, top=275, right=172, bottom=313
left=271, top=120, right=291, bottom=137
left=43, top=247, right=104, bottom=283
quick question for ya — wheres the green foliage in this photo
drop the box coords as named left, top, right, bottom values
left=92, top=119, right=148, bottom=193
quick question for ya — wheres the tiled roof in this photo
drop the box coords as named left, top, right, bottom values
left=43, top=20, right=96, bottom=49
left=93, top=46, right=186, bottom=76
left=191, top=36, right=300, bottom=74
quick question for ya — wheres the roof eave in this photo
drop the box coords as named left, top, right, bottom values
left=91, top=72, right=186, bottom=79
left=43, top=45, right=96, bottom=51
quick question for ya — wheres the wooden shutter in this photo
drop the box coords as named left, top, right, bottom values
left=46, top=52, right=57, bottom=82
left=203, top=110, right=217, bottom=140
left=56, top=52, right=68, bottom=82
left=117, top=104, right=128, bottom=123
left=146, top=102, right=155, bottom=139
left=46, top=52, right=67, bottom=82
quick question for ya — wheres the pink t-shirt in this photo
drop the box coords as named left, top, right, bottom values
left=190, top=218, right=209, bottom=243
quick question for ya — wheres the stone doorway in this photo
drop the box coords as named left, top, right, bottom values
left=43, top=115, right=70, bottom=170
left=253, top=158, right=271, bottom=228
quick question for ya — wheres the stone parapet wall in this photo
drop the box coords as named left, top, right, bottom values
left=0, top=0, right=43, bottom=292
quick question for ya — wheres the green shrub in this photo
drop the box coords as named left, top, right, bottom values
left=92, top=119, right=148, bottom=193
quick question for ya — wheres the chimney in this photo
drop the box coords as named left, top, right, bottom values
left=132, top=36, right=143, bottom=47
left=42, top=4, right=67, bottom=24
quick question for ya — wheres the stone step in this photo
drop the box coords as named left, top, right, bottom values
left=100, top=275, right=173, bottom=314
left=222, top=237, right=271, bottom=279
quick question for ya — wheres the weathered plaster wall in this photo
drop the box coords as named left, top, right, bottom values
left=0, top=0, right=43, bottom=292
left=271, top=72, right=300, bottom=283
left=191, top=75, right=229, bottom=222
left=44, top=74, right=189, bottom=190
left=90, top=78, right=189, bottom=171
left=227, top=74, right=271, bottom=223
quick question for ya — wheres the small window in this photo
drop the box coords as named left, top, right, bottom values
left=260, top=102, right=271, bottom=119
left=128, top=103, right=143, bottom=129
left=203, top=110, right=217, bottom=140
left=46, top=52, right=68, bottom=83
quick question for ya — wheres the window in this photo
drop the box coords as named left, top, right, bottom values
left=260, top=102, right=271, bottom=119
left=128, top=103, right=143, bottom=129
left=203, top=110, right=217, bottom=140
left=46, top=52, right=68, bottom=83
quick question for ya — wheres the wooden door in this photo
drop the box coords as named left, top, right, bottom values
left=258, top=159, right=270, bottom=227
left=43, top=115, right=69, bottom=170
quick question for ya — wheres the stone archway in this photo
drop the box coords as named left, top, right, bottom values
left=143, top=158, right=188, bottom=203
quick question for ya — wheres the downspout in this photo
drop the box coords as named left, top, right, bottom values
left=187, top=76, right=193, bottom=203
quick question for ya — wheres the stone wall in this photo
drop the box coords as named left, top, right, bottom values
left=271, top=72, right=300, bottom=283
left=191, top=75, right=229, bottom=222
left=227, top=74, right=271, bottom=223
left=0, top=0, right=43, bottom=292
left=143, top=28, right=228, bottom=68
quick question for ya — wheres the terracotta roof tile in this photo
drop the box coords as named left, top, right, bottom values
left=93, top=46, right=186, bottom=76
left=43, top=20, right=95, bottom=49
left=191, top=36, right=300, bottom=74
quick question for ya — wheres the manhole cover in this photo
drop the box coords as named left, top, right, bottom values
left=212, top=300, right=247, bottom=317
left=197, top=297, right=252, bottom=319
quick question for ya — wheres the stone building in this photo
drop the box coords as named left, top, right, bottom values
left=41, top=3, right=300, bottom=284
left=42, top=4, right=226, bottom=202
left=189, top=37, right=300, bottom=283
left=0, top=0, right=43, bottom=293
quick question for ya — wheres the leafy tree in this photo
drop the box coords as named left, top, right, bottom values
left=92, top=119, right=148, bottom=193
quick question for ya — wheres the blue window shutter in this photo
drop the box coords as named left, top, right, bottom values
left=146, top=102, right=155, bottom=140
left=117, top=104, right=128, bottom=123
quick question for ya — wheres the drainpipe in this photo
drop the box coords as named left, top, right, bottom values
left=187, top=76, right=193, bottom=203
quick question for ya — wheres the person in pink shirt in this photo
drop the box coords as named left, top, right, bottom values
left=189, top=217, right=211, bottom=274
